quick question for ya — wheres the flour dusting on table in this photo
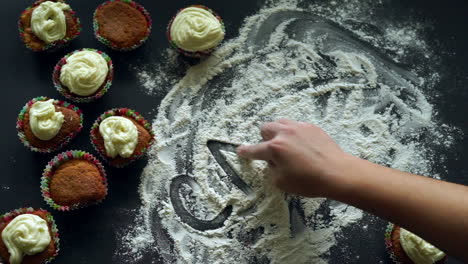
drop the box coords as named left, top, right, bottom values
left=117, top=0, right=456, bottom=263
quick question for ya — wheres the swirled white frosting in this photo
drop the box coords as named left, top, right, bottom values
left=99, top=116, right=138, bottom=158
left=1, top=214, right=51, bottom=264
left=60, top=50, right=109, bottom=96
left=31, top=1, right=70, bottom=43
left=400, top=228, right=445, bottom=264
left=170, top=6, right=225, bottom=52
left=29, top=99, right=64, bottom=141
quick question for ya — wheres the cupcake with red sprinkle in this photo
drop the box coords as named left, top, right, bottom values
left=167, top=5, right=225, bottom=58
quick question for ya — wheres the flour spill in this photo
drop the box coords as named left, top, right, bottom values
left=117, top=0, right=456, bottom=263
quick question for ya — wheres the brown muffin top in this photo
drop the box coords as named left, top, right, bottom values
left=19, top=0, right=80, bottom=51
left=94, top=116, right=152, bottom=167
left=23, top=104, right=81, bottom=150
left=0, top=211, right=56, bottom=264
left=95, top=1, right=149, bottom=49
left=391, top=225, right=447, bottom=264
left=50, top=159, right=107, bottom=206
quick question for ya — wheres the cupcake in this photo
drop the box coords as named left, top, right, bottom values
left=16, top=97, right=83, bottom=153
left=167, top=5, right=225, bottom=58
left=90, top=108, right=155, bottom=167
left=385, top=223, right=447, bottom=264
left=93, top=0, right=152, bottom=51
left=53, top=48, right=113, bottom=103
left=41, top=150, right=108, bottom=211
left=0, top=208, right=59, bottom=264
left=18, top=0, right=81, bottom=52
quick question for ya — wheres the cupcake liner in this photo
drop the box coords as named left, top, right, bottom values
left=41, top=150, right=108, bottom=211
left=167, top=5, right=225, bottom=58
left=18, top=0, right=82, bottom=52
left=384, top=223, right=402, bottom=264
left=53, top=48, right=114, bottom=103
left=90, top=108, right=155, bottom=168
left=0, top=207, right=60, bottom=264
left=93, top=0, right=152, bottom=51
left=16, top=96, right=84, bottom=153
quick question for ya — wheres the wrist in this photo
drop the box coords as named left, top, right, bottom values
left=325, top=153, right=366, bottom=200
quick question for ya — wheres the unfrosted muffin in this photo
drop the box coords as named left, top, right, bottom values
left=42, top=150, right=108, bottom=211
left=167, top=5, right=225, bottom=57
left=386, top=224, right=447, bottom=264
left=18, top=0, right=81, bottom=52
left=0, top=208, right=59, bottom=264
left=53, top=48, right=113, bottom=103
left=16, top=97, right=83, bottom=153
left=93, top=0, right=152, bottom=51
left=90, top=108, right=155, bottom=167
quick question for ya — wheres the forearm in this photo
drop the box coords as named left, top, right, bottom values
left=330, top=154, right=468, bottom=261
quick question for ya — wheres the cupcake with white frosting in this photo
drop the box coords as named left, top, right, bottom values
left=90, top=108, right=155, bottom=167
left=16, top=96, right=83, bottom=153
left=53, top=48, right=113, bottom=103
left=167, top=5, right=225, bottom=58
left=385, top=223, right=447, bottom=264
left=18, top=0, right=81, bottom=52
left=0, top=208, right=59, bottom=264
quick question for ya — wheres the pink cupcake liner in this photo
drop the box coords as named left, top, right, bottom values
left=18, top=0, right=81, bottom=52
left=90, top=108, right=155, bottom=168
left=0, top=207, right=60, bottom=264
left=41, top=150, right=108, bottom=211
left=167, top=5, right=225, bottom=58
left=53, top=48, right=114, bottom=103
left=16, top=96, right=83, bottom=153
left=93, top=0, right=152, bottom=51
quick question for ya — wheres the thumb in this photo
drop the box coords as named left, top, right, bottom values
left=237, top=142, right=272, bottom=161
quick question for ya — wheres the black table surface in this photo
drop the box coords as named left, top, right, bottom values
left=1, top=0, right=468, bottom=263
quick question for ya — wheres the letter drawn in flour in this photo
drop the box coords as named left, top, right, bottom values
left=170, top=140, right=252, bottom=231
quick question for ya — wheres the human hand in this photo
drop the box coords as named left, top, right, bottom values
left=237, top=119, right=350, bottom=197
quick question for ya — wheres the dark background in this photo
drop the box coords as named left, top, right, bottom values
left=1, top=0, right=467, bottom=263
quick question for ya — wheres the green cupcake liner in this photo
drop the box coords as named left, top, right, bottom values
left=53, top=48, right=114, bottom=103
left=167, top=5, right=225, bottom=58
left=41, top=150, right=108, bottom=211
left=93, top=0, right=152, bottom=51
left=16, top=96, right=83, bottom=153
left=0, top=207, right=60, bottom=264
left=18, top=0, right=81, bottom=52
left=90, top=108, right=155, bottom=168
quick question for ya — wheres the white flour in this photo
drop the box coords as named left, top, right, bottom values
left=118, top=0, right=456, bottom=263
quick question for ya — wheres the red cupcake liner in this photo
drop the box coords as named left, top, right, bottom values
left=0, top=208, right=60, bottom=264
left=93, top=0, right=152, bottom=51
left=18, top=0, right=81, bottom=52
left=53, top=48, right=114, bottom=103
left=41, top=150, right=108, bottom=211
left=167, top=5, right=225, bottom=58
left=90, top=108, right=155, bottom=168
left=16, top=96, right=83, bottom=153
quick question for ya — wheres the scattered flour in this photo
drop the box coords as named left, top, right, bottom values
left=119, top=0, right=457, bottom=263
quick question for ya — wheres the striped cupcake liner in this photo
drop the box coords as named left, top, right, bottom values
left=18, top=0, right=82, bottom=52
left=167, top=5, right=225, bottom=58
left=0, top=208, right=60, bottom=264
left=90, top=108, right=155, bottom=168
left=384, top=223, right=402, bottom=264
left=53, top=48, right=114, bottom=103
left=93, top=0, right=152, bottom=51
left=16, top=96, right=83, bottom=153
left=41, top=150, right=108, bottom=211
